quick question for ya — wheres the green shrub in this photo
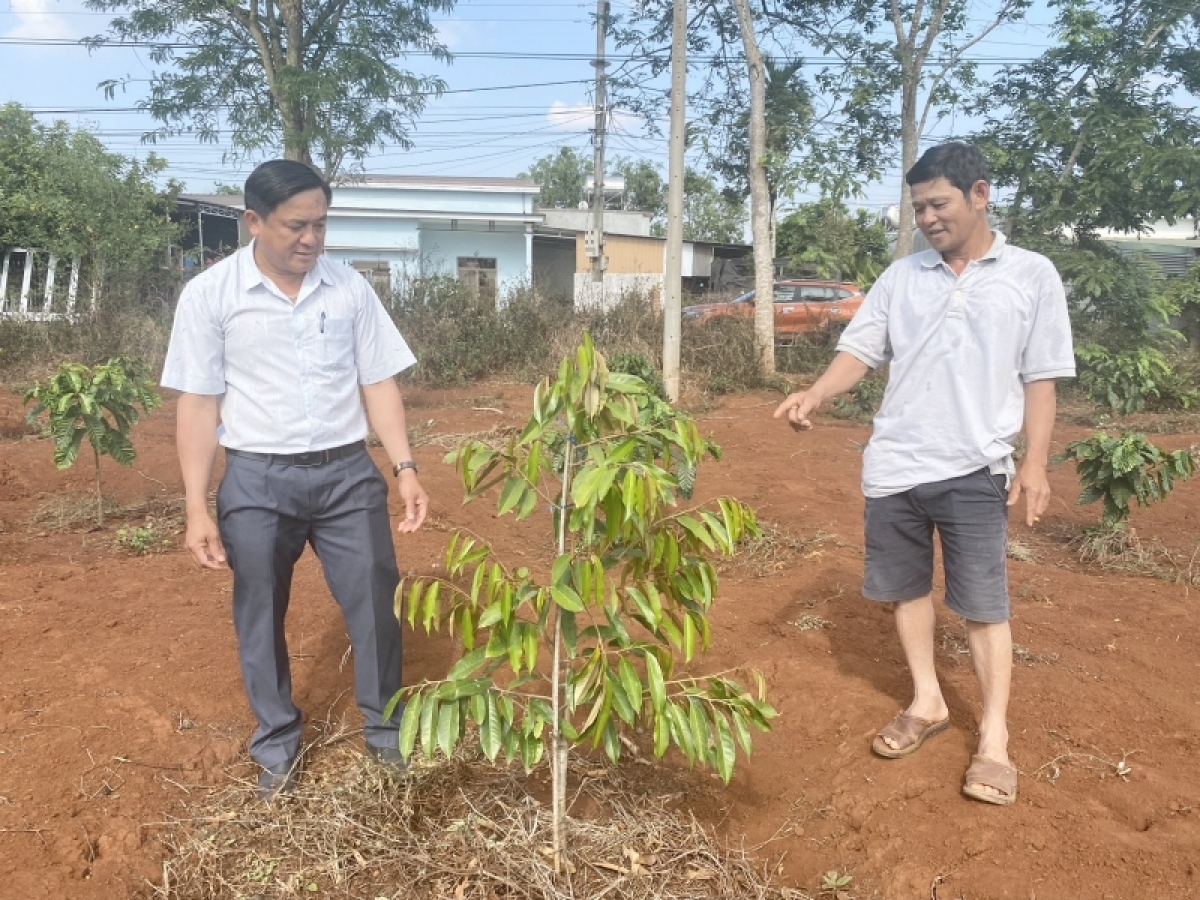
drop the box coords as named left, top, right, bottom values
left=608, top=351, right=667, bottom=400
left=1075, top=344, right=1178, bottom=414
left=1054, top=431, right=1195, bottom=528
left=832, top=376, right=885, bottom=421
left=114, top=521, right=172, bottom=554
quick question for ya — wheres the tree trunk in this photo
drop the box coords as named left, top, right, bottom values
left=732, top=0, right=775, bottom=375
left=893, top=81, right=919, bottom=259
left=93, top=446, right=103, bottom=528
left=550, top=440, right=574, bottom=875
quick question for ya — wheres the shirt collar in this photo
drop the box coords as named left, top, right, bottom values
left=238, top=239, right=335, bottom=298
left=918, top=229, right=1007, bottom=269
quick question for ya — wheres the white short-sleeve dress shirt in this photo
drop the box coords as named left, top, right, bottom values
left=837, top=232, right=1075, bottom=498
left=161, top=243, right=416, bottom=454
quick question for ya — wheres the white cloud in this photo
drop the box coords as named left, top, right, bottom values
left=548, top=101, right=596, bottom=131
left=4, top=0, right=81, bottom=40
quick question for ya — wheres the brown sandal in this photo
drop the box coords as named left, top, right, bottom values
left=962, top=755, right=1018, bottom=806
left=870, top=712, right=950, bottom=759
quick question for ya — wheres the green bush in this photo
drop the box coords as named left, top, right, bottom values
left=1054, top=431, right=1195, bottom=528
left=1075, top=344, right=1179, bottom=414
left=608, top=351, right=667, bottom=400
left=831, top=376, right=885, bottom=421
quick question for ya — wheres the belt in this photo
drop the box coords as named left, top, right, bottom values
left=225, top=440, right=366, bottom=467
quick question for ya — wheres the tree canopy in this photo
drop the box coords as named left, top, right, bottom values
left=519, top=147, right=592, bottom=210
left=84, top=0, right=454, bottom=177
left=776, top=200, right=890, bottom=289
left=0, top=103, right=178, bottom=278
left=972, top=0, right=1200, bottom=239
left=968, top=0, right=1200, bottom=348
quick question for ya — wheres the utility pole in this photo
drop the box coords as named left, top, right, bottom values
left=662, top=0, right=686, bottom=402
left=588, top=0, right=609, bottom=285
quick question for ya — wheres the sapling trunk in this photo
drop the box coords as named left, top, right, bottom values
left=93, top=446, right=103, bottom=527
left=550, top=436, right=573, bottom=876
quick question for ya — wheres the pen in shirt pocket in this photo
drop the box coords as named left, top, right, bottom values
left=320, top=311, right=326, bottom=333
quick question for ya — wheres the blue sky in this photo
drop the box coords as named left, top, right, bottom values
left=0, top=0, right=1059, bottom=210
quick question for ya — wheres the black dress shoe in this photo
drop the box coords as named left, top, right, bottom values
left=364, top=742, right=409, bottom=775
left=257, top=757, right=298, bottom=801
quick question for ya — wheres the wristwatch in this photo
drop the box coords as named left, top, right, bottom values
left=392, top=460, right=418, bottom=477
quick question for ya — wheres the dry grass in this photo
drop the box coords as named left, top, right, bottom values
left=146, top=738, right=801, bottom=900
left=787, top=615, right=834, bottom=632
left=408, top=422, right=520, bottom=452
left=940, top=626, right=1055, bottom=667
left=727, top=524, right=834, bottom=579
left=29, top=489, right=184, bottom=534
left=1032, top=728, right=1139, bottom=786
left=1005, top=539, right=1039, bottom=564
left=1071, top=526, right=1200, bottom=586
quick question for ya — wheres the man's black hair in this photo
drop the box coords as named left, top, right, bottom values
left=244, top=160, right=332, bottom=218
left=904, top=142, right=990, bottom=197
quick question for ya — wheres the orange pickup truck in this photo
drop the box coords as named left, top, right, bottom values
left=682, top=279, right=865, bottom=338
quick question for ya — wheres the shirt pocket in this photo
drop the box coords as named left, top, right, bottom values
left=319, top=317, right=355, bottom=371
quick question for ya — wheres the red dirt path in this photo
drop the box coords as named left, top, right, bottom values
left=0, top=383, right=1197, bottom=899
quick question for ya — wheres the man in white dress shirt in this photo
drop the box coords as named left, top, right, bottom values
left=774, top=143, right=1074, bottom=806
left=162, top=160, right=427, bottom=799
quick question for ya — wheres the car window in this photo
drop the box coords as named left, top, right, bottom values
left=835, top=289, right=853, bottom=299
left=773, top=287, right=796, bottom=303
left=798, top=286, right=836, bottom=301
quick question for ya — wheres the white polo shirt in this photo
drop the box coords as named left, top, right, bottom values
left=161, top=244, right=416, bottom=454
left=837, top=232, right=1075, bottom=498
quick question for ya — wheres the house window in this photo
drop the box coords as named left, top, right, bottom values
left=350, top=260, right=392, bottom=298
left=457, top=257, right=498, bottom=305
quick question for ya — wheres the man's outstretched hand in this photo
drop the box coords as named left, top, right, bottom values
left=774, top=389, right=823, bottom=432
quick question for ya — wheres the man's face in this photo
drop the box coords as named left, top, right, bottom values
left=245, top=187, right=328, bottom=279
left=910, top=176, right=990, bottom=255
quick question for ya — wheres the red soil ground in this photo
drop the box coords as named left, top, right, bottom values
left=0, top=382, right=1197, bottom=899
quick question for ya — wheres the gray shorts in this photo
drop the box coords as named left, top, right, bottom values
left=863, top=467, right=1010, bottom=623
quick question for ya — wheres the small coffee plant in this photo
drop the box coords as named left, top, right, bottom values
left=24, top=357, right=161, bottom=527
left=114, top=521, right=172, bottom=555
left=1075, top=344, right=1172, bottom=414
left=389, top=334, right=775, bottom=874
left=1054, top=431, right=1195, bottom=528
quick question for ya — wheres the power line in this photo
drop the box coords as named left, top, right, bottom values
left=0, top=37, right=1051, bottom=64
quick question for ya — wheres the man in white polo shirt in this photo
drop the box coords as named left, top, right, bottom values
left=774, top=143, right=1074, bottom=805
left=162, top=160, right=428, bottom=800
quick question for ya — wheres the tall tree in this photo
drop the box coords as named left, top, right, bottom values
left=970, top=0, right=1200, bottom=347
left=610, top=0, right=892, bottom=372
left=882, top=0, right=1029, bottom=256
left=85, top=0, right=454, bottom=177
left=0, top=103, right=178, bottom=292
left=731, top=0, right=776, bottom=375
left=706, top=57, right=813, bottom=256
